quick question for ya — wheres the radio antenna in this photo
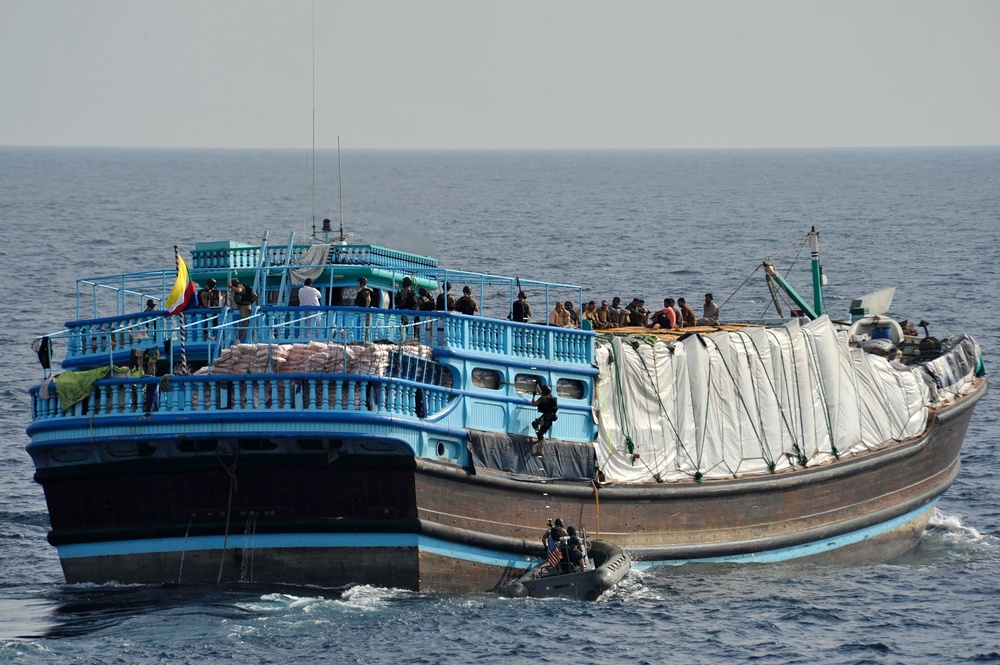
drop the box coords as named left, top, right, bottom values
left=310, top=0, right=316, bottom=239
left=338, top=136, right=346, bottom=243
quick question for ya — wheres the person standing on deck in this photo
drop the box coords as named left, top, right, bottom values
left=197, top=278, right=220, bottom=308
left=457, top=286, right=479, bottom=315
left=512, top=291, right=532, bottom=323
left=436, top=282, right=457, bottom=311
left=394, top=277, right=417, bottom=311
left=354, top=277, right=374, bottom=307
left=298, top=278, right=322, bottom=334
left=417, top=288, right=435, bottom=311
left=229, top=279, right=258, bottom=341
left=298, top=278, right=321, bottom=307
left=394, top=276, right=418, bottom=329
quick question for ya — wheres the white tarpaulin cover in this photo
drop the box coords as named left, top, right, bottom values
left=290, top=244, right=332, bottom=284
left=593, top=316, right=933, bottom=483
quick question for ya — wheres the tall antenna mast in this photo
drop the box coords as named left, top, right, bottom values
left=310, top=0, right=316, bottom=239
left=338, top=136, right=345, bottom=242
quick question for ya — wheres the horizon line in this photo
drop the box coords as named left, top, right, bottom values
left=3, top=143, right=999, bottom=152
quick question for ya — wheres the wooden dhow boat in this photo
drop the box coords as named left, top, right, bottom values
left=26, top=228, right=987, bottom=592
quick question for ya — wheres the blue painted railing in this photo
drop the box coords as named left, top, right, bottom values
left=191, top=243, right=437, bottom=272
left=61, top=309, right=225, bottom=364
left=59, top=308, right=595, bottom=368
left=30, top=374, right=455, bottom=423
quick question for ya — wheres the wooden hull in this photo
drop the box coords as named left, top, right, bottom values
left=39, top=379, right=986, bottom=593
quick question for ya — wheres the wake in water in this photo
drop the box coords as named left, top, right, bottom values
left=891, top=508, right=997, bottom=565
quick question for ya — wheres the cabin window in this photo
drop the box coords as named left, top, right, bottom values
left=514, top=373, right=543, bottom=394
left=471, top=368, right=501, bottom=390
left=556, top=378, right=585, bottom=400
left=344, top=287, right=385, bottom=308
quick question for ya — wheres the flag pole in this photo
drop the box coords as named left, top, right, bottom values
left=173, top=245, right=189, bottom=375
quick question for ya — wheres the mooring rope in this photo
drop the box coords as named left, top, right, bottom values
left=591, top=479, right=601, bottom=537
left=216, top=454, right=239, bottom=584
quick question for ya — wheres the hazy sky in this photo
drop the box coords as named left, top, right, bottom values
left=2, top=0, right=998, bottom=149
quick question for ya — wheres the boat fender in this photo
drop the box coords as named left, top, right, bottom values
left=592, top=552, right=630, bottom=590
left=592, top=567, right=615, bottom=590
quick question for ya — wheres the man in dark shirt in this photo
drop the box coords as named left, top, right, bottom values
left=394, top=277, right=417, bottom=310
left=436, top=282, right=457, bottom=311
left=512, top=291, right=532, bottom=322
left=197, top=278, right=220, bottom=308
left=457, top=286, right=479, bottom=315
left=354, top=277, right=374, bottom=307
left=531, top=384, right=558, bottom=445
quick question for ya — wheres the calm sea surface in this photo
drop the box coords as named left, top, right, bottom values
left=0, top=147, right=998, bottom=663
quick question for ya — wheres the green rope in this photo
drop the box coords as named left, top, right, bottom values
left=631, top=338, right=694, bottom=479
left=780, top=326, right=810, bottom=467
left=742, top=328, right=811, bottom=469
left=702, top=336, right=769, bottom=477
left=609, top=340, right=636, bottom=455
left=733, top=333, right=778, bottom=471
left=801, top=327, right=839, bottom=459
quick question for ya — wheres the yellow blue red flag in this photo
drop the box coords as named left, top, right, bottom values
left=165, top=253, right=196, bottom=315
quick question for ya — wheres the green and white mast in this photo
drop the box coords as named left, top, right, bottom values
left=808, top=226, right=825, bottom=317
left=762, top=227, right=825, bottom=320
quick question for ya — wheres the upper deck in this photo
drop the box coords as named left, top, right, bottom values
left=67, top=238, right=584, bottom=322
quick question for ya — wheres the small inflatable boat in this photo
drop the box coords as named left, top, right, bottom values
left=502, top=540, right=631, bottom=601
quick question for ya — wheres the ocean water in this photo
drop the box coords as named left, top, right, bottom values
left=1, top=146, right=998, bottom=663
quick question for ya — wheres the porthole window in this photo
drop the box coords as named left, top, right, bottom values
left=50, top=447, right=92, bottom=463
left=556, top=378, right=585, bottom=399
left=471, top=368, right=501, bottom=390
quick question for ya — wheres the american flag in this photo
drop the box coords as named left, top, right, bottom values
left=547, top=547, right=563, bottom=567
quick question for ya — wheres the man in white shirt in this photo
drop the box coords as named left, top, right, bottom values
left=298, top=278, right=323, bottom=335
left=298, top=278, right=322, bottom=306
